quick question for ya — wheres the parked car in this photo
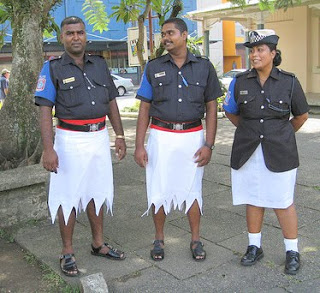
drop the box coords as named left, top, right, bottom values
left=221, top=69, right=247, bottom=90
left=111, top=74, right=134, bottom=96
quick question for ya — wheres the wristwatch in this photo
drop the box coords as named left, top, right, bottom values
left=204, top=141, right=215, bottom=150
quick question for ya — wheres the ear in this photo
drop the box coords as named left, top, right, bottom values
left=182, top=31, right=188, bottom=41
left=271, top=49, right=276, bottom=59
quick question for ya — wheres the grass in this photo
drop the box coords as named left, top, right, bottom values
left=122, top=100, right=140, bottom=112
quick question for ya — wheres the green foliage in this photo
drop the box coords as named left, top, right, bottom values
left=123, top=100, right=140, bottom=112
left=110, top=0, right=143, bottom=24
left=82, top=0, right=109, bottom=33
left=187, top=35, right=203, bottom=55
left=229, top=0, right=301, bottom=11
left=152, top=0, right=173, bottom=25
left=43, top=15, right=60, bottom=40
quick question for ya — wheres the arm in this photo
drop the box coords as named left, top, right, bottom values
left=194, top=100, right=217, bottom=167
left=107, top=99, right=126, bottom=160
left=225, top=112, right=240, bottom=127
left=290, top=112, right=308, bottom=132
left=134, top=101, right=151, bottom=167
left=40, top=106, right=59, bottom=173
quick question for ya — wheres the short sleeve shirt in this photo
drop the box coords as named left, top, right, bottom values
left=136, top=51, right=222, bottom=122
left=34, top=53, right=118, bottom=120
left=223, top=67, right=309, bottom=172
left=0, top=76, right=8, bottom=99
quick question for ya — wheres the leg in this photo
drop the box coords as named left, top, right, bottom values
left=150, top=205, right=165, bottom=260
left=58, top=206, right=79, bottom=276
left=152, top=204, right=166, bottom=241
left=87, top=199, right=125, bottom=259
left=187, top=200, right=201, bottom=242
left=274, top=204, right=300, bottom=275
left=58, top=206, right=76, bottom=255
left=240, top=205, right=265, bottom=266
left=188, top=200, right=206, bottom=261
left=246, top=204, right=265, bottom=233
left=274, top=204, right=298, bottom=239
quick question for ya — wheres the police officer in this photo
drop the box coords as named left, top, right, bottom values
left=223, top=29, right=309, bottom=274
left=35, top=16, right=126, bottom=277
left=135, top=17, right=222, bottom=261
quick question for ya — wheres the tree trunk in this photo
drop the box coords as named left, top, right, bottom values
left=0, top=0, right=58, bottom=170
left=137, top=0, right=151, bottom=73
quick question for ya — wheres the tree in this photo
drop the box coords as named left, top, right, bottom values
left=0, top=0, right=61, bottom=170
left=230, top=0, right=302, bottom=11
left=0, top=0, right=109, bottom=170
left=111, top=0, right=183, bottom=71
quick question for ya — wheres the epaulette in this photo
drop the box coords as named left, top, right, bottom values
left=88, top=53, right=105, bottom=59
left=235, top=69, right=251, bottom=78
left=48, top=55, right=62, bottom=62
left=195, top=54, right=209, bottom=61
left=278, top=68, right=295, bottom=77
left=148, top=53, right=168, bottom=63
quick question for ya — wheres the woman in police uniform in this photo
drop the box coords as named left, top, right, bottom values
left=223, top=29, right=309, bottom=275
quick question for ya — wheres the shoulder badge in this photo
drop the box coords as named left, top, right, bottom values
left=195, top=54, right=209, bottom=61
left=278, top=68, right=295, bottom=77
left=48, top=55, right=61, bottom=62
left=235, top=70, right=249, bottom=78
left=148, top=53, right=168, bottom=63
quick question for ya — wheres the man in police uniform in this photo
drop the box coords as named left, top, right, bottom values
left=35, top=16, right=126, bottom=276
left=135, top=18, right=222, bottom=261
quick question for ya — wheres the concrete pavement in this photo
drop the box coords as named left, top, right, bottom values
left=15, top=115, right=320, bottom=292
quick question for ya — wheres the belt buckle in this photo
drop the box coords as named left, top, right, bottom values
left=89, top=123, right=99, bottom=132
left=173, top=123, right=184, bottom=130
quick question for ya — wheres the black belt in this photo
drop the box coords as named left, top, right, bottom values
left=151, top=117, right=201, bottom=131
left=58, top=119, right=106, bottom=132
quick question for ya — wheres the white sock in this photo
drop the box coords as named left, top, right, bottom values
left=248, top=232, right=262, bottom=248
left=284, top=238, right=298, bottom=252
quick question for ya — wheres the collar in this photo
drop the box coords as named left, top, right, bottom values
left=247, top=67, right=280, bottom=80
left=159, top=50, right=200, bottom=64
left=61, top=52, right=93, bottom=66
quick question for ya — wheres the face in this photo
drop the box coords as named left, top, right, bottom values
left=60, top=22, right=87, bottom=56
left=161, top=23, right=187, bottom=53
left=249, top=44, right=275, bottom=71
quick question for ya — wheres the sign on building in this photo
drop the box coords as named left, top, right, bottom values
left=127, top=26, right=148, bottom=67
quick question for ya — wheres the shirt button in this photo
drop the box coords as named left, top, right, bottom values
left=83, top=73, right=86, bottom=76
left=261, top=105, right=265, bottom=109
left=88, top=86, right=91, bottom=90
left=260, top=119, right=264, bottom=123
left=196, top=82, right=199, bottom=85
left=178, top=85, right=182, bottom=88
left=178, top=71, right=181, bottom=75
left=279, top=100, right=283, bottom=104
left=159, top=83, right=162, bottom=86
left=178, top=98, right=182, bottom=102
left=70, top=86, right=73, bottom=89
left=91, top=101, right=95, bottom=105
left=261, top=90, right=264, bottom=93
left=260, top=135, right=264, bottom=139
left=244, top=101, right=247, bottom=104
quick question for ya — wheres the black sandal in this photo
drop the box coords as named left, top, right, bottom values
left=150, top=240, right=164, bottom=261
left=190, top=241, right=206, bottom=261
left=91, top=243, right=126, bottom=260
left=60, top=253, right=80, bottom=277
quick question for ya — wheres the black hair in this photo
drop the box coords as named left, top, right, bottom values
left=61, top=16, right=85, bottom=29
left=266, top=43, right=282, bottom=67
left=162, top=17, right=188, bottom=33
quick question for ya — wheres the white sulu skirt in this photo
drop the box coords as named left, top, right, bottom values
left=231, top=144, right=297, bottom=209
left=144, top=128, right=205, bottom=216
left=48, top=127, right=114, bottom=224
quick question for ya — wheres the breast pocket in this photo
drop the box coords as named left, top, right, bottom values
left=187, top=79, right=206, bottom=103
left=58, top=80, right=82, bottom=108
left=267, top=96, right=290, bottom=115
left=151, top=78, right=171, bottom=103
left=92, top=77, right=110, bottom=104
left=237, top=95, right=257, bottom=116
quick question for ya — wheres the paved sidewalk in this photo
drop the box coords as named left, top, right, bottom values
left=15, top=115, right=320, bottom=292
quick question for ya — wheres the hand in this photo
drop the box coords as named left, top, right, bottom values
left=42, top=148, right=59, bottom=173
left=134, top=146, right=148, bottom=168
left=115, top=138, right=126, bottom=160
left=193, top=146, right=212, bottom=167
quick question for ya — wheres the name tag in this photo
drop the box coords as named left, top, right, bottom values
left=155, top=71, right=166, bottom=78
left=240, top=90, right=248, bottom=95
left=63, top=77, right=75, bottom=84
